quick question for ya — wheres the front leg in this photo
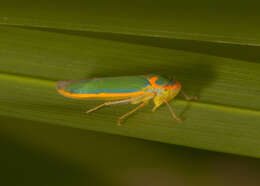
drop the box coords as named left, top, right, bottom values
left=181, top=90, right=198, bottom=101
left=152, top=95, right=164, bottom=112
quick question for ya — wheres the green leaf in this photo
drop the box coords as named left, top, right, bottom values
left=1, top=0, right=260, bottom=45
left=1, top=25, right=260, bottom=157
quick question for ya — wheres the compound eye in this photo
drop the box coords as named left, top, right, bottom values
left=167, top=78, right=176, bottom=86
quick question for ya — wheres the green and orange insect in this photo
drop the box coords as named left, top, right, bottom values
left=56, top=74, right=197, bottom=126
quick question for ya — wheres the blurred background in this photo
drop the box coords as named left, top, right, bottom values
left=1, top=115, right=260, bottom=186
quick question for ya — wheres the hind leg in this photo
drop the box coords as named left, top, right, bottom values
left=117, top=101, right=149, bottom=126
left=86, top=97, right=139, bottom=114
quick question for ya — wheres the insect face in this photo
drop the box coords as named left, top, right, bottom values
left=164, top=80, right=182, bottom=101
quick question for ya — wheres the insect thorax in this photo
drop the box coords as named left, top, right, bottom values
left=144, top=87, right=165, bottom=94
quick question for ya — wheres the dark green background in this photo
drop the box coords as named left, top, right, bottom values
left=2, top=115, right=260, bottom=186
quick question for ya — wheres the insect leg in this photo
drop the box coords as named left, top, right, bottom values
left=181, top=90, right=198, bottom=101
left=117, top=101, right=148, bottom=126
left=117, top=94, right=154, bottom=126
left=163, top=99, right=182, bottom=123
left=86, top=97, right=142, bottom=114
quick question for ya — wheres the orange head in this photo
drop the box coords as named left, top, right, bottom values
left=148, top=76, right=182, bottom=101
left=164, top=79, right=182, bottom=101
